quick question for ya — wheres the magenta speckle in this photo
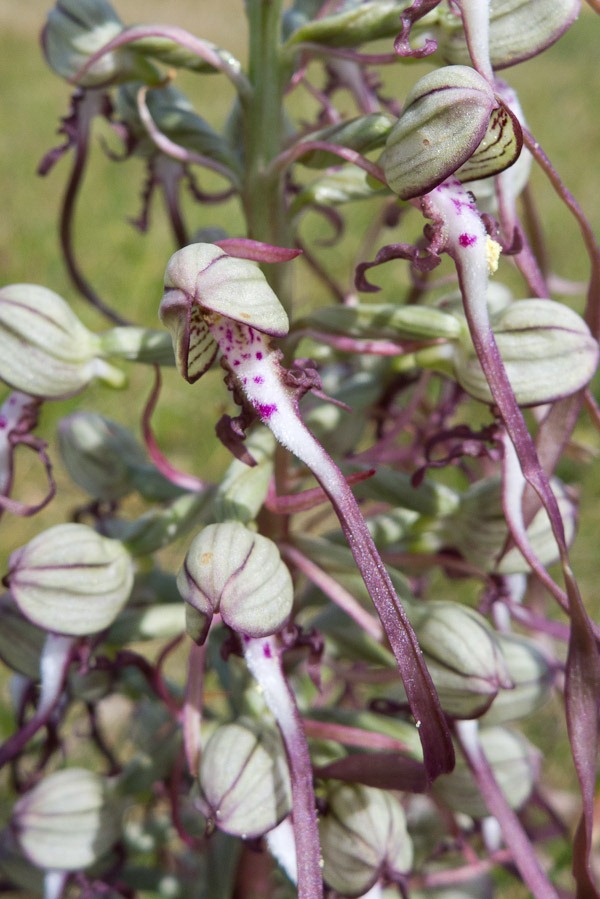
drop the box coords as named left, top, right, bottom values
left=458, top=232, right=477, bottom=247
left=233, top=359, right=241, bottom=367
left=256, top=403, right=278, bottom=420
left=0, top=416, right=6, bottom=429
left=263, top=644, right=272, bottom=658
left=256, top=352, right=263, bottom=360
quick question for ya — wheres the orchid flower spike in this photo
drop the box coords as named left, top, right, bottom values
left=159, top=241, right=455, bottom=781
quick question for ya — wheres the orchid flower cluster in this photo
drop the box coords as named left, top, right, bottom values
left=0, top=0, right=599, bottom=897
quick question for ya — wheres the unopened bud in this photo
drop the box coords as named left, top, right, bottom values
left=13, top=768, right=120, bottom=871
left=0, top=284, right=124, bottom=399
left=7, top=523, right=134, bottom=636
left=197, top=719, right=291, bottom=838
left=381, top=66, right=497, bottom=200
left=454, top=299, right=599, bottom=407
left=438, top=0, right=580, bottom=70
left=319, top=783, right=413, bottom=897
left=177, top=522, right=293, bottom=643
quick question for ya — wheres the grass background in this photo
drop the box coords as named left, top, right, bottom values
left=0, top=2, right=599, bottom=896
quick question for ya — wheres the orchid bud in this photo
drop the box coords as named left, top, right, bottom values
left=438, top=0, right=580, bottom=70
left=12, top=768, right=121, bottom=871
left=448, top=475, right=576, bottom=574
left=0, top=284, right=124, bottom=399
left=410, top=602, right=512, bottom=719
left=42, top=0, right=158, bottom=87
left=214, top=427, right=276, bottom=524
left=434, top=726, right=540, bottom=818
left=160, top=244, right=289, bottom=383
left=481, top=633, right=553, bottom=725
left=7, top=523, right=134, bottom=636
left=319, top=783, right=413, bottom=897
left=454, top=299, right=599, bottom=407
left=382, top=66, right=502, bottom=201
left=58, top=412, right=180, bottom=503
left=177, top=522, right=293, bottom=643
left=197, top=720, right=291, bottom=838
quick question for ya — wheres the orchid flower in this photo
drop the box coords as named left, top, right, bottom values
left=159, top=238, right=455, bottom=781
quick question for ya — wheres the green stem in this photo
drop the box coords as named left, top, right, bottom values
left=242, top=0, right=294, bottom=310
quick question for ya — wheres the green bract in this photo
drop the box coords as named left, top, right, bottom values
left=448, top=475, right=576, bottom=573
left=177, top=521, right=294, bottom=642
left=214, top=427, right=276, bottom=524
left=58, top=412, right=180, bottom=503
left=197, top=720, right=291, bottom=838
left=8, top=523, right=134, bottom=636
left=13, top=768, right=121, bottom=871
left=296, top=114, right=394, bottom=168
left=434, top=726, right=539, bottom=817
left=284, top=0, right=413, bottom=48
left=115, top=82, right=240, bottom=173
left=319, top=783, right=413, bottom=897
left=42, top=0, right=158, bottom=86
left=58, top=412, right=148, bottom=501
left=0, top=284, right=124, bottom=399
left=481, top=634, right=553, bottom=725
left=411, top=602, right=511, bottom=719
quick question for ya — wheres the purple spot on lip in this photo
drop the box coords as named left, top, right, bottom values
left=253, top=376, right=264, bottom=384
left=256, top=403, right=278, bottom=420
left=0, top=416, right=6, bottom=428
left=458, top=232, right=477, bottom=247
left=263, top=644, right=272, bottom=658
left=256, top=352, right=263, bottom=360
